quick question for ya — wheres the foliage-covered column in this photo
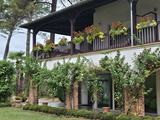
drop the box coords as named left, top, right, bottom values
left=124, top=89, right=145, bottom=117
left=28, top=85, right=38, bottom=104
left=72, top=80, right=78, bottom=110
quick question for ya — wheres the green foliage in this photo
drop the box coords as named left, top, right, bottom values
left=0, top=60, right=15, bottom=102
left=23, top=104, right=116, bottom=119
left=23, top=103, right=31, bottom=110
left=0, top=102, right=12, bottom=107
left=47, top=55, right=102, bottom=107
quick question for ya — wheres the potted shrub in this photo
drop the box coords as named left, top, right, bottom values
left=73, top=31, right=84, bottom=44
left=109, top=21, right=128, bottom=40
left=136, top=15, right=157, bottom=32
left=85, top=25, right=105, bottom=44
left=58, top=36, right=69, bottom=46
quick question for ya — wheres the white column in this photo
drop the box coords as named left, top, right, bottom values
left=156, top=71, right=160, bottom=115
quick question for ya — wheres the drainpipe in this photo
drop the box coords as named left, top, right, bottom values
left=130, top=0, right=134, bottom=46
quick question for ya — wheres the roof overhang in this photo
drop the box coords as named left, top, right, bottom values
left=20, top=0, right=117, bottom=35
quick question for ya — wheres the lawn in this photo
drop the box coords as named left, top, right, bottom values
left=0, top=107, right=81, bottom=120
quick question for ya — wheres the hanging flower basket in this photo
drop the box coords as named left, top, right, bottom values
left=58, top=36, right=69, bottom=46
left=136, top=15, right=157, bottom=32
left=109, top=21, right=128, bottom=40
left=73, top=31, right=84, bottom=44
left=85, top=25, right=105, bottom=44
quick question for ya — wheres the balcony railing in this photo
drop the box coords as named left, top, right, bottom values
left=36, top=21, right=160, bottom=59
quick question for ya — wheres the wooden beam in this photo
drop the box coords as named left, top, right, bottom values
left=33, top=29, right=39, bottom=57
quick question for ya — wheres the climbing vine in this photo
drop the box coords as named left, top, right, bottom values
left=100, top=41, right=160, bottom=115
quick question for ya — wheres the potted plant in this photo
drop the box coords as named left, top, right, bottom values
left=58, top=36, right=69, bottom=46
left=43, top=40, right=55, bottom=52
left=15, top=96, right=22, bottom=103
left=109, top=21, right=128, bottom=40
left=85, top=25, right=105, bottom=44
left=136, top=15, right=157, bottom=32
left=73, top=31, right=84, bottom=44
left=33, top=42, right=43, bottom=51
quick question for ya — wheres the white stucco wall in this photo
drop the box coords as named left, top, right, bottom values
left=93, top=0, right=160, bottom=33
left=45, top=43, right=160, bottom=69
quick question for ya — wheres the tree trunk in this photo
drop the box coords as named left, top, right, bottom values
left=20, top=73, right=23, bottom=93
left=50, top=0, right=57, bottom=43
left=3, top=30, right=13, bottom=60
left=28, top=84, right=39, bottom=104
left=15, top=64, right=20, bottom=95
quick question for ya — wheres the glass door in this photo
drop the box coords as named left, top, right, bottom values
left=98, top=74, right=112, bottom=108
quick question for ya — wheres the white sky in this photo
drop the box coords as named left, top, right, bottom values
left=0, top=1, right=73, bottom=60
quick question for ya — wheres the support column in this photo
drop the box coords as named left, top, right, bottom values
left=33, top=29, right=38, bottom=57
left=70, top=18, right=75, bottom=55
left=130, top=0, right=138, bottom=46
left=156, top=71, right=160, bottom=115
left=124, top=89, right=145, bottom=117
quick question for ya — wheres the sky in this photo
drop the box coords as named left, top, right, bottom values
left=0, top=1, right=73, bottom=60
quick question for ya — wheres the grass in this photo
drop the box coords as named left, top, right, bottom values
left=0, top=107, right=81, bottom=120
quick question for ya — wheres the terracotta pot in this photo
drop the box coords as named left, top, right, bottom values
left=42, top=102, right=48, bottom=105
left=103, top=107, right=110, bottom=112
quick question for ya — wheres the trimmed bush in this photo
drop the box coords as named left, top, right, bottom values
left=23, top=103, right=31, bottom=110
left=23, top=104, right=156, bottom=120
left=0, top=102, right=12, bottom=107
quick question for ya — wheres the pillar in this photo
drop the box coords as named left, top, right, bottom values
left=124, top=89, right=145, bottom=117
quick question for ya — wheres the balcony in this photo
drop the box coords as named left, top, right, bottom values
left=36, top=21, right=160, bottom=60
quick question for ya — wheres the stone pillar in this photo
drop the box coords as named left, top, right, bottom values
left=156, top=71, right=160, bottom=115
left=124, top=89, right=145, bottom=117
left=28, top=86, right=38, bottom=104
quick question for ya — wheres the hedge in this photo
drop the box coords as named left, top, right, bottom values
left=23, top=104, right=160, bottom=120
left=0, top=103, right=12, bottom=107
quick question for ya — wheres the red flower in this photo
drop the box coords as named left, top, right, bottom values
left=136, top=72, right=138, bottom=75
left=150, top=63, right=153, bottom=66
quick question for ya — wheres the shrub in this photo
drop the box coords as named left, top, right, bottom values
left=23, top=103, right=31, bottom=110
left=0, top=60, right=15, bottom=102
left=0, top=102, right=11, bottom=107
left=156, top=116, right=160, bottom=120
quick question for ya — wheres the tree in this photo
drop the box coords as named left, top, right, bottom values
left=0, top=60, right=15, bottom=102
left=0, top=0, right=36, bottom=60
left=9, top=51, right=25, bottom=95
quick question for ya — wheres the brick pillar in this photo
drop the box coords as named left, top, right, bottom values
left=28, top=86, right=38, bottom=104
left=124, top=89, right=145, bottom=117
left=73, top=87, right=78, bottom=110
left=65, top=92, right=71, bottom=109
left=65, top=80, right=78, bottom=110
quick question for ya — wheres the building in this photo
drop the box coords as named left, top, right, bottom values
left=21, top=0, right=160, bottom=116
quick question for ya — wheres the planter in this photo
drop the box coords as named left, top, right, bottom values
left=102, top=107, right=110, bottom=112
left=139, top=22, right=154, bottom=29
left=15, top=100, right=22, bottom=103
left=42, top=102, right=48, bottom=105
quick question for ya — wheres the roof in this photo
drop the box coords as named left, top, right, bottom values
left=20, top=0, right=116, bottom=35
